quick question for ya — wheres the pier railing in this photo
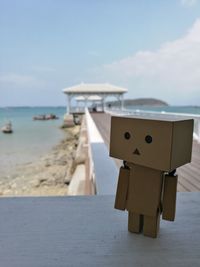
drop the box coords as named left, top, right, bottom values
left=106, top=108, right=200, bottom=143
left=85, top=108, right=118, bottom=195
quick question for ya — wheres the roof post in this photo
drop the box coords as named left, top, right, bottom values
left=102, top=94, right=105, bottom=112
left=121, top=94, right=124, bottom=110
left=67, top=94, right=71, bottom=114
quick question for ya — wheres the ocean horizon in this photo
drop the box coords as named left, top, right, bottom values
left=126, top=105, right=200, bottom=114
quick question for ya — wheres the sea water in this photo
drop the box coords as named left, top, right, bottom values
left=126, top=105, right=200, bottom=115
left=0, top=107, right=66, bottom=177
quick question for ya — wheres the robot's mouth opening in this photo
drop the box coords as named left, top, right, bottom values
left=133, top=148, right=140, bottom=155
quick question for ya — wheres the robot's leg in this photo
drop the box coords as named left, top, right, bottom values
left=143, top=211, right=160, bottom=238
left=128, top=212, right=143, bottom=233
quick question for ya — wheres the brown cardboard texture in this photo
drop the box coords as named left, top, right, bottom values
left=110, top=115, right=193, bottom=238
left=114, top=167, right=129, bottom=210
left=128, top=212, right=143, bottom=233
left=110, top=116, right=194, bottom=171
left=162, top=174, right=178, bottom=221
left=143, top=211, right=160, bottom=238
left=126, top=164, right=163, bottom=216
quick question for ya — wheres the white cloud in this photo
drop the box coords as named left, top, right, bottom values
left=181, top=0, right=198, bottom=7
left=0, top=73, right=46, bottom=88
left=96, top=19, right=200, bottom=105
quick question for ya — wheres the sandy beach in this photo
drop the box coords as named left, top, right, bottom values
left=0, top=125, right=81, bottom=196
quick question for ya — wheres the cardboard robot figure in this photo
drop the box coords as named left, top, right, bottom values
left=110, top=116, right=194, bottom=238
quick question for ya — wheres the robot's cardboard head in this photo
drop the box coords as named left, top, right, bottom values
left=110, top=116, right=194, bottom=171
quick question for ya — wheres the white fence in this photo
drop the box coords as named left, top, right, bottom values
left=106, top=108, right=200, bottom=143
left=85, top=108, right=118, bottom=195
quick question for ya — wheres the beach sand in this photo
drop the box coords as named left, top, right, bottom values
left=0, top=125, right=81, bottom=196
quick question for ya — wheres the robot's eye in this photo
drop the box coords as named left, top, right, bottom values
left=124, top=132, right=131, bottom=140
left=145, top=135, right=152, bottom=144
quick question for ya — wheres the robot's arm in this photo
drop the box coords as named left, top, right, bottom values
left=114, top=161, right=130, bottom=211
left=162, top=170, right=178, bottom=221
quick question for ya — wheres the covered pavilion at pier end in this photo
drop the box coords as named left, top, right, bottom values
left=62, top=83, right=128, bottom=114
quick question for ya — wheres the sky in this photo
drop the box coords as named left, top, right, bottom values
left=1, top=0, right=200, bottom=106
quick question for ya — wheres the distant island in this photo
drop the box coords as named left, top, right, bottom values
left=106, top=98, right=168, bottom=107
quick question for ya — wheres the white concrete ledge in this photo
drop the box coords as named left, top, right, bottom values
left=68, top=164, right=86, bottom=195
left=85, top=109, right=118, bottom=195
left=85, top=109, right=104, bottom=143
left=0, top=193, right=200, bottom=266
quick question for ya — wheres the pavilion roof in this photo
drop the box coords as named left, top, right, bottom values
left=63, top=83, right=127, bottom=94
left=75, top=95, right=102, bottom=101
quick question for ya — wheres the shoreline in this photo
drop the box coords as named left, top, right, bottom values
left=0, top=125, right=81, bottom=196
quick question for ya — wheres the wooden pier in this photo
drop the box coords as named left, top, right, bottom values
left=91, top=112, right=200, bottom=192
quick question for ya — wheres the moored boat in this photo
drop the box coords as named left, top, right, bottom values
left=1, top=122, right=13, bottom=134
left=33, top=114, right=59, bottom=120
